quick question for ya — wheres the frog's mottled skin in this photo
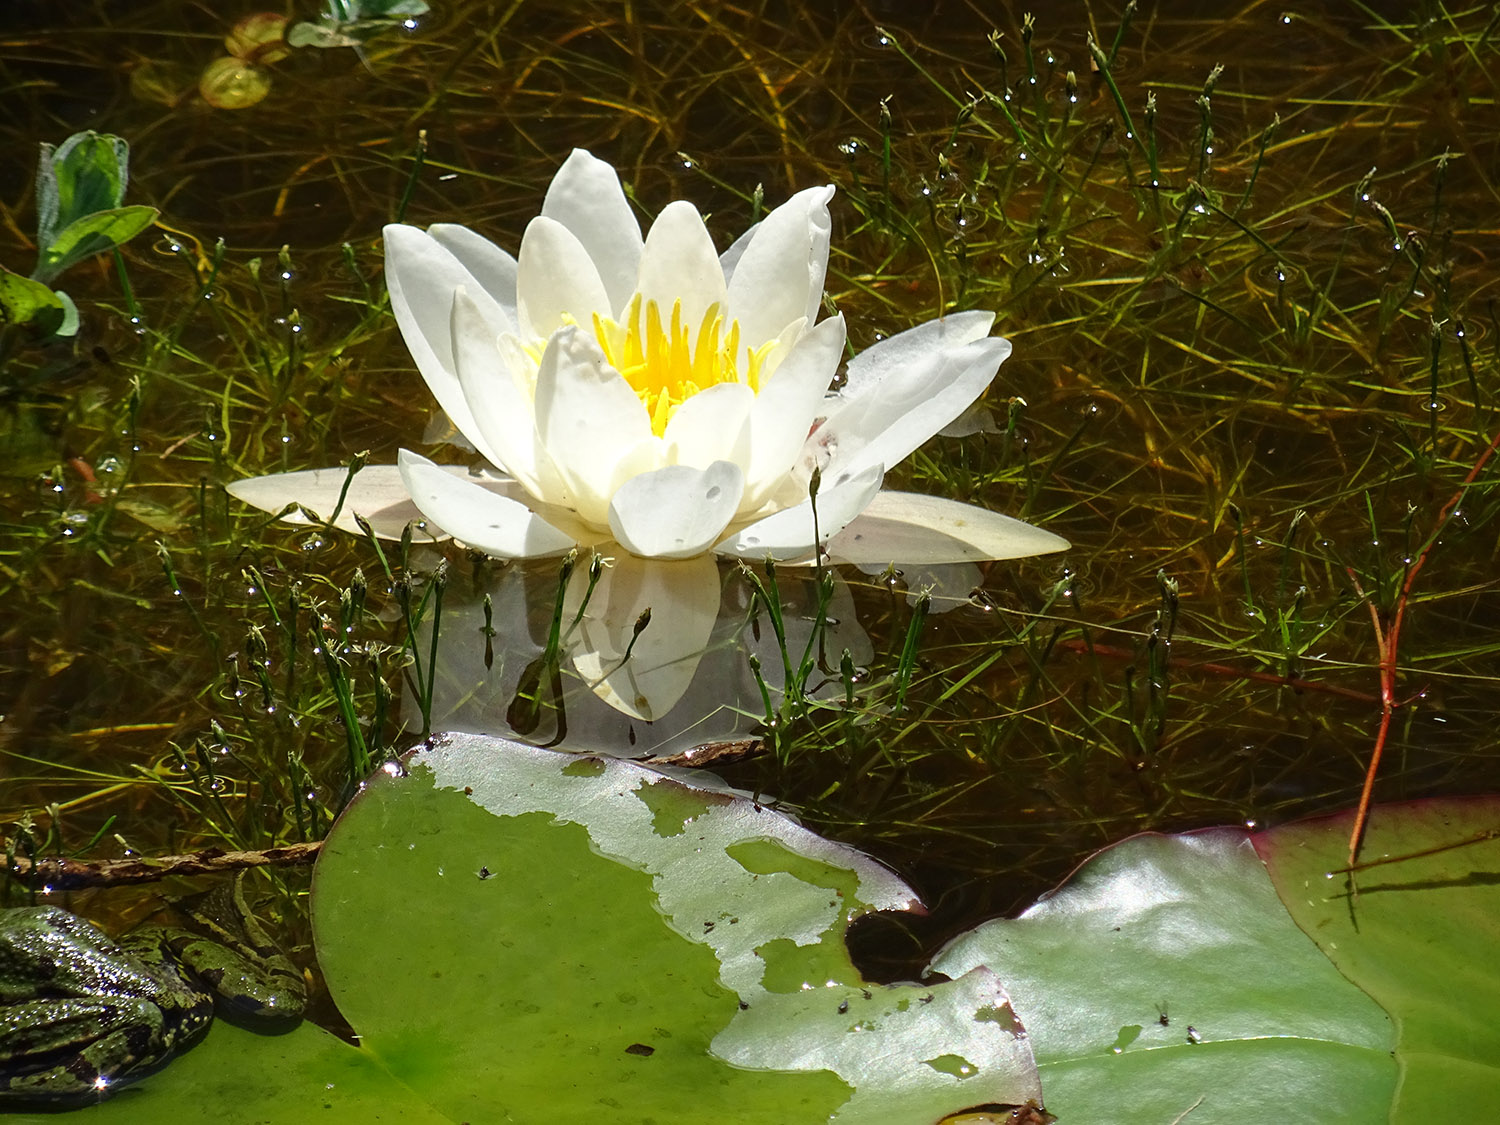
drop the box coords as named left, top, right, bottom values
left=1, top=877, right=305, bottom=1106
left=0, top=907, right=214, bottom=1104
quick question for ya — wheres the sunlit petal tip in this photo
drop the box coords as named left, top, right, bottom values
left=818, top=336, right=1013, bottom=483
left=425, top=224, right=520, bottom=324
left=397, top=449, right=576, bottom=559
left=726, top=186, right=837, bottom=350
left=542, top=150, right=643, bottom=315
left=608, top=461, right=745, bottom=560
left=227, top=465, right=445, bottom=541
left=827, top=491, right=1070, bottom=566
left=516, top=217, right=613, bottom=340
left=636, top=200, right=727, bottom=332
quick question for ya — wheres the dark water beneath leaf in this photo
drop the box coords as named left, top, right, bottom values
left=3, top=0, right=1499, bottom=972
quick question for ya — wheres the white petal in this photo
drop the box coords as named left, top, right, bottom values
left=741, top=314, right=844, bottom=508
left=819, top=336, right=1011, bottom=482
left=384, top=224, right=511, bottom=454
left=398, top=450, right=576, bottom=558
left=452, top=288, right=549, bottom=495
left=608, top=461, right=745, bottom=560
left=533, top=326, right=655, bottom=525
left=635, top=200, right=726, bottom=341
left=725, top=185, right=834, bottom=354
left=662, top=383, right=753, bottom=471
left=541, top=149, right=644, bottom=317
left=567, top=554, right=720, bottom=720
left=719, top=221, right=759, bottom=285
left=426, top=224, right=519, bottom=327
left=515, top=216, right=613, bottom=340
left=839, top=309, right=995, bottom=400
left=827, top=491, right=1069, bottom=565
left=716, top=464, right=882, bottom=562
left=229, top=465, right=446, bottom=541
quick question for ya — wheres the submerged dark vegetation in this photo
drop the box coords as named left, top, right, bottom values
left=3, top=0, right=1500, bottom=978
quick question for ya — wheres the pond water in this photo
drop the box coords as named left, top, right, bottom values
left=3, top=0, right=1500, bottom=977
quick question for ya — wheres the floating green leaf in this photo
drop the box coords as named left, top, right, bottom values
left=314, top=734, right=1038, bottom=1121
left=15, top=734, right=1035, bottom=1122
left=929, top=829, right=1398, bottom=1123
left=1254, top=796, right=1500, bottom=1120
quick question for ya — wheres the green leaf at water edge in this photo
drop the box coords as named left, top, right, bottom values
left=928, top=829, right=1398, bottom=1124
left=32, top=207, right=159, bottom=286
left=1254, top=795, right=1500, bottom=1120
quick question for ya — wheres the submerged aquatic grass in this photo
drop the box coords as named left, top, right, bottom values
left=2, top=2, right=1499, bottom=962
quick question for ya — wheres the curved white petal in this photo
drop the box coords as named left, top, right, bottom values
left=837, top=309, right=996, bottom=401
left=567, top=554, right=720, bottom=720
left=827, top=491, right=1069, bottom=566
left=398, top=450, right=576, bottom=558
left=608, top=461, right=745, bottom=560
left=533, top=326, right=655, bottom=525
left=819, top=336, right=1011, bottom=482
left=635, top=200, right=726, bottom=341
left=426, top=223, right=519, bottom=327
left=718, top=221, right=759, bottom=286
left=541, top=149, right=644, bottom=318
left=228, top=464, right=447, bottom=541
left=384, top=224, right=512, bottom=451
left=716, top=464, right=882, bottom=562
left=741, top=313, right=844, bottom=508
left=725, top=185, right=834, bottom=354
left=662, top=382, right=753, bottom=471
left=450, top=288, right=568, bottom=504
left=515, top=216, right=613, bottom=340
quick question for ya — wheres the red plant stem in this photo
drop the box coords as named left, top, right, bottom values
left=1347, top=423, right=1500, bottom=867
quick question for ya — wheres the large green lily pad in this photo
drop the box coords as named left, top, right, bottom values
left=16, top=733, right=1035, bottom=1122
left=1254, top=795, right=1500, bottom=1119
left=315, top=734, right=1038, bottom=1121
left=928, top=828, right=1398, bottom=1123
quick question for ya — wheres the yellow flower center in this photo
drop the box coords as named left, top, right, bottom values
left=592, top=294, right=778, bottom=437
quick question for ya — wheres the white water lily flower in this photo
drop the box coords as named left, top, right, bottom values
left=229, top=149, right=1067, bottom=566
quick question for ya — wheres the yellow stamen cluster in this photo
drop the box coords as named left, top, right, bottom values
left=593, top=295, right=776, bottom=437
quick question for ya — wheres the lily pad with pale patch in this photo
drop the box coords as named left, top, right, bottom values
left=19, top=733, right=1035, bottom=1122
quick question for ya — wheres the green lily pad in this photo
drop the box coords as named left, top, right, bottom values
left=1254, top=796, right=1500, bottom=1120
left=928, top=828, right=1398, bottom=1123
left=14, top=734, right=1036, bottom=1121
left=8, top=1021, right=445, bottom=1123
left=314, top=734, right=1038, bottom=1121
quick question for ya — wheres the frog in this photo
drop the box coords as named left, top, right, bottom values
left=0, top=874, right=305, bottom=1106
